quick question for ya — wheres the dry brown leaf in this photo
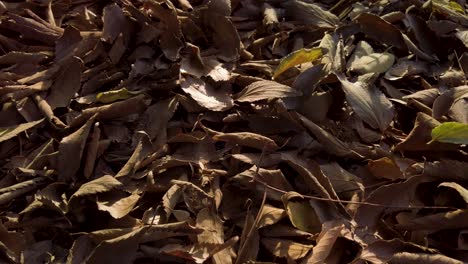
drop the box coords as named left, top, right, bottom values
left=395, top=112, right=457, bottom=152
left=297, top=113, right=359, bottom=158
left=257, top=205, right=287, bottom=229
left=235, top=80, right=302, bottom=103
left=70, top=175, right=123, bottom=199
left=355, top=13, right=406, bottom=49
left=97, top=193, right=140, bottom=219
left=301, top=221, right=344, bottom=264
left=236, top=211, right=259, bottom=264
left=367, top=157, right=405, bottom=180
left=337, top=74, right=394, bottom=131
left=261, top=238, right=313, bottom=260
left=282, top=0, right=339, bottom=29
left=1, top=1, right=468, bottom=263
left=181, top=75, right=234, bottom=111
left=196, top=208, right=232, bottom=264
left=0, top=118, right=44, bottom=143
left=57, top=115, right=96, bottom=182
left=213, top=132, right=279, bottom=151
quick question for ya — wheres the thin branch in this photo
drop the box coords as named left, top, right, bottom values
left=253, top=177, right=457, bottom=210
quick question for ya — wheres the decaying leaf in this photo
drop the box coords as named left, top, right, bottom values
left=97, top=193, right=140, bottom=219
left=261, top=238, right=313, bottom=260
left=212, top=132, right=279, bottom=151
left=337, top=74, right=394, bottom=131
left=57, top=115, right=96, bottom=182
left=0, top=118, right=44, bottom=143
left=181, top=75, right=234, bottom=111
left=367, top=157, right=405, bottom=180
left=235, top=80, right=302, bottom=102
left=257, top=205, right=287, bottom=228
left=282, top=0, right=339, bottom=29
left=349, top=52, right=395, bottom=74
left=70, top=175, right=123, bottom=199
left=1, top=1, right=468, bottom=263
left=439, top=182, right=468, bottom=204
left=196, top=208, right=232, bottom=264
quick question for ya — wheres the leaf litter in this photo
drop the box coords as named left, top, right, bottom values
left=0, top=0, right=467, bottom=263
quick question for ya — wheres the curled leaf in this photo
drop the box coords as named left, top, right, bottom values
left=273, top=48, right=323, bottom=79
left=235, top=80, right=301, bottom=102
left=96, top=88, right=142, bottom=104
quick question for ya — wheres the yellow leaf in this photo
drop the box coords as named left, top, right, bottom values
left=273, top=48, right=322, bottom=79
left=431, top=122, right=468, bottom=144
left=447, top=1, right=465, bottom=13
left=430, top=0, right=467, bottom=15
left=96, top=88, right=141, bottom=104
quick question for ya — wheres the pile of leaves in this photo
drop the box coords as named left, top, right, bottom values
left=0, top=0, right=468, bottom=263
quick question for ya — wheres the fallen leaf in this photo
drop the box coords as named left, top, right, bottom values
left=282, top=0, right=339, bottom=29
left=46, top=57, right=82, bottom=109
left=196, top=208, right=232, bottom=264
left=354, top=13, right=406, bottom=49
left=282, top=192, right=321, bottom=234
left=349, top=52, right=395, bottom=74
left=273, top=48, right=323, bottom=79
left=96, top=88, right=142, bottom=104
left=368, top=157, right=405, bottom=180
left=257, top=205, right=287, bottom=228
left=439, top=182, right=468, bottom=204
left=338, top=75, right=394, bottom=131
left=0, top=118, right=44, bottom=143
left=235, top=80, right=302, bottom=102
left=261, top=238, right=313, bottom=260
left=57, top=115, right=96, bottom=182
left=181, top=75, right=234, bottom=111
left=301, top=221, right=344, bottom=264
left=213, top=132, right=279, bottom=151
left=97, top=193, right=140, bottom=219
left=431, top=122, right=468, bottom=144
left=70, top=175, right=123, bottom=199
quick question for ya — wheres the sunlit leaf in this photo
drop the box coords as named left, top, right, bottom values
left=273, top=48, right=322, bottom=79
left=0, top=119, right=44, bottom=143
left=235, top=80, right=301, bottom=102
left=261, top=238, right=313, bottom=260
left=431, top=122, right=468, bottom=144
left=70, top=175, right=123, bottom=199
left=96, top=88, right=142, bottom=104
left=349, top=52, right=395, bottom=74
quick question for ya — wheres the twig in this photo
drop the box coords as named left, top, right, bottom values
left=252, top=174, right=456, bottom=210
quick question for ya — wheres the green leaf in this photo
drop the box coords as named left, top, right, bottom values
left=431, top=0, right=466, bottom=14
left=431, top=122, right=468, bottom=144
left=273, top=48, right=322, bottom=79
left=96, top=88, right=142, bottom=104
left=282, top=192, right=321, bottom=233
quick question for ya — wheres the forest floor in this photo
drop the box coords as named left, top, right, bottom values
left=0, top=0, right=468, bottom=263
